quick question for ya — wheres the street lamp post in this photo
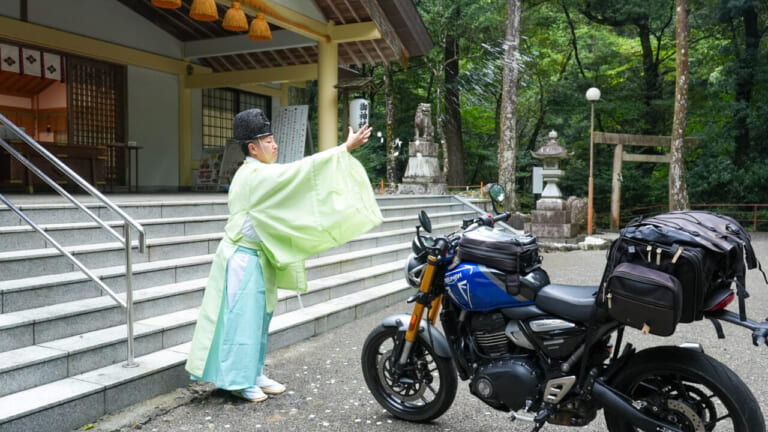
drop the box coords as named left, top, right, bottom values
left=586, top=87, right=601, bottom=235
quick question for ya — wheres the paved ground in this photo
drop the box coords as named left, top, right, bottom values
left=82, top=232, right=768, bottom=432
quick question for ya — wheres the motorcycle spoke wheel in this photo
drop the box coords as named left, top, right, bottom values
left=605, top=347, right=764, bottom=432
left=361, top=325, right=457, bottom=423
left=627, top=373, right=726, bottom=431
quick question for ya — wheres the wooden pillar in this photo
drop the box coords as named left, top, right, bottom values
left=317, top=40, right=338, bottom=151
left=610, top=143, right=623, bottom=231
left=280, top=83, right=291, bottom=107
left=341, top=89, right=350, bottom=142
left=178, top=74, right=192, bottom=187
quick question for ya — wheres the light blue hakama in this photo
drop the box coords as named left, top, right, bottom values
left=191, top=246, right=272, bottom=390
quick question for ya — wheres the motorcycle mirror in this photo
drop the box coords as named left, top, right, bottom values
left=488, top=183, right=506, bottom=214
left=418, top=210, right=432, bottom=233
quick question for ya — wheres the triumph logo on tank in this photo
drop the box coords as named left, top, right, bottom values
left=457, top=280, right=472, bottom=308
left=444, top=273, right=462, bottom=284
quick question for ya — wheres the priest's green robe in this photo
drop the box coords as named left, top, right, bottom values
left=185, top=145, right=383, bottom=385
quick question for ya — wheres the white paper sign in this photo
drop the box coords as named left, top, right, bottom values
left=0, top=44, right=20, bottom=74
left=533, top=167, right=543, bottom=194
left=43, top=52, right=62, bottom=81
left=273, top=105, right=309, bottom=164
left=21, top=48, right=41, bottom=77
left=218, top=139, right=244, bottom=186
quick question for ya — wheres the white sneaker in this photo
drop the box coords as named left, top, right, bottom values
left=255, top=375, right=286, bottom=395
left=232, top=386, right=268, bottom=402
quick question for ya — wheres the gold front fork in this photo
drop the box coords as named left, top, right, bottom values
left=399, top=255, right=440, bottom=365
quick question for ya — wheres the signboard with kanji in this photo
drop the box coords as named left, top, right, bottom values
left=273, top=105, right=309, bottom=164
left=349, top=98, right=369, bottom=132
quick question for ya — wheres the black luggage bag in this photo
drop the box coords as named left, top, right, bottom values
left=458, top=227, right=540, bottom=273
left=603, top=235, right=717, bottom=323
left=604, top=262, right=683, bottom=336
left=601, top=210, right=766, bottom=324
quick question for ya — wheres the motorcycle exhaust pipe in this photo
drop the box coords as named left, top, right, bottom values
left=592, top=381, right=683, bottom=432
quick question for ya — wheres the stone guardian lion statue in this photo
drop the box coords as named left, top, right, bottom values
left=414, top=103, right=434, bottom=141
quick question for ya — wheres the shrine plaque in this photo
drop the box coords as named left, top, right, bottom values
left=273, top=105, right=309, bottom=164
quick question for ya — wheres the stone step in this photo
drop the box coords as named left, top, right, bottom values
left=0, top=195, right=464, bottom=227
left=0, top=245, right=410, bottom=352
left=0, top=193, right=472, bottom=431
left=367, top=210, right=475, bottom=233
left=0, top=279, right=411, bottom=432
left=375, top=201, right=467, bottom=218
left=0, top=260, right=407, bottom=397
left=0, top=231, right=414, bottom=314
left=0, top=279, right=206, bottom=353
left=374, top=195, right=461, bottom=208
left=0, top=308, right=197, bottom=398
left=313, top=221, right=459, bottom=257
left=0, top=233, right=221, bottom=282
left=0, top=255, right=214, bottom=313
left=1, top=219, right=464, bottom=314
left=0, top=215, right=228, bottom=252
left=0, top=200, right=229, bottom=226
left=0, top=202, right=467, bottom=252
left=0, top=211, right=470, bottom=282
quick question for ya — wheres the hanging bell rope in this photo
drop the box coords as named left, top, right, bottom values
left=223, top=2, right=249, bottom=32
left=242, top=0, right=330, bottom=42
left=150, top=0, right=331, bottom=42
left=151, top=0, right=182, bottom=9
left=189, top=0, right=219, bottom=21
left=248, top=13, right=272, bottom=41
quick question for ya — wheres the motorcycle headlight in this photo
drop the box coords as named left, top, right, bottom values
left=404, top=252, right=427, bottom=289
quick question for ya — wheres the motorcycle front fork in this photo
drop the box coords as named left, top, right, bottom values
left=398, top=255, right=442, bottom=366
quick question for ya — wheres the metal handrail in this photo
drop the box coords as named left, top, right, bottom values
left=451, top=195, right=523, bottom=235
left=0, top=113, right=145, bottom=367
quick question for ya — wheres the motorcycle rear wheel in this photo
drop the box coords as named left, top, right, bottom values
left=605, top=346, right=765, bottom=432
left=361, top=324, right=458, bottom=422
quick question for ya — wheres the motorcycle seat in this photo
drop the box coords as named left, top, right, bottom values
left=535, top=284, right=598, bottom=323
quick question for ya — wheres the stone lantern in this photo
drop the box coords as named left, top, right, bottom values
left=532, top=130, right=569, bottom=210
left=525, top=130, right=581, bottom=240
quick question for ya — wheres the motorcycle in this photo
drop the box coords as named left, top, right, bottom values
left=361, top=184, right=768, bottom=431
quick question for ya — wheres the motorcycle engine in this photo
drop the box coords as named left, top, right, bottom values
left=470, top=358, right=543, bottom=412
left=470, top=312, right=536, bottom=357
left=470, top=312, right=511, bottom=357
left=468, top=312, right=543, bottom=411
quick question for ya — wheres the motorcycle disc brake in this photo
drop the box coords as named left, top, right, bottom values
left=377, top=349, right=427, bottom=402
left=665, top=399, right=706, bottom=432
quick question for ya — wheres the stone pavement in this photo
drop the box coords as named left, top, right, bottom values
left=81, top=233, right=768, bottom=432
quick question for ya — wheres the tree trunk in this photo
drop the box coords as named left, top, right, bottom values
left=581, top=5, right=670, bottom=134
left=498, top=0, right=521, bottom=211
left=733, top=4, right=760, bottom=166
left=444, top=21, right=465, bottom=186
left=384, top=63, right=397, bottom=191
left=637, top=22, right=663, bottom=134
left=669, top=0, right=689, bottom=211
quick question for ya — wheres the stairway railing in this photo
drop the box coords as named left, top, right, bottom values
left=0, top=113, right=146, bottom=367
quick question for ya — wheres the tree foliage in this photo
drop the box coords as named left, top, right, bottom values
left=335, top=0, right=768, bottom=216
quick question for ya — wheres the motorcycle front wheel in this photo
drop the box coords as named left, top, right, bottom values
left=361, top=324, right=458, bottom=422
left=605, top=346, right=765, bottom=432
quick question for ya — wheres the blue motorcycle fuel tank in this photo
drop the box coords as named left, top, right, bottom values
left=444, top=263, right=535, bottom=311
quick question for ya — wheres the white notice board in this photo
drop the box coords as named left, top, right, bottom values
left=533, top=167, right=543, bottom=194
left=273, top=105, right=309, bottom=164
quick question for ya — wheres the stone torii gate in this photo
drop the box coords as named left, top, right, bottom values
left=592, top=132, right=698, bottom=230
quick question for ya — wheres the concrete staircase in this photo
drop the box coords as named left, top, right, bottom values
left=0, top=193, right=484, bottom=431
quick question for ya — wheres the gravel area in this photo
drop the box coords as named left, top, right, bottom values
left=85, top=232, right=768, bottom=432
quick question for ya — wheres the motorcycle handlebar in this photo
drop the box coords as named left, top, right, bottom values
left=493, top=212, right=511, bottom=223
left=478, top=212, right=511, bottom=227
left=420, top=211, right=512, bottom=257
